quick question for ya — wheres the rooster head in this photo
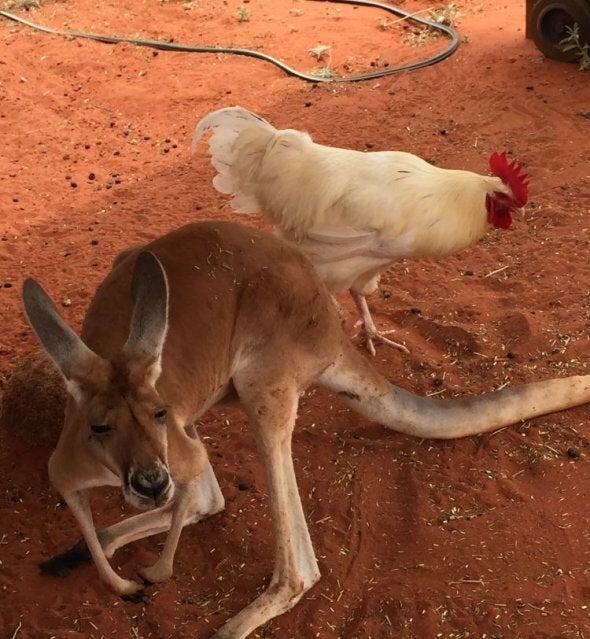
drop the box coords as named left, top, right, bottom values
left=486, top=152, right=529, bottom=230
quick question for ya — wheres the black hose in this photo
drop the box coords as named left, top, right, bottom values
left=0, top=0, right=459, bottom=83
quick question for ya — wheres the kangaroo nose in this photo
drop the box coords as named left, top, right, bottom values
left=130, top=466, right=171, bottom=500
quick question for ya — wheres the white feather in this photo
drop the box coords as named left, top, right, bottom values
left=192, top=107, right=277, bottom=215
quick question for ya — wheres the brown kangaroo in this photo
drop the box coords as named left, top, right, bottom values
left=22, top=220, right=590, bottom=639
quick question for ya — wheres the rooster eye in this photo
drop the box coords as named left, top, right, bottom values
left=91, top=424, right=111, bottom=435
left=154, top=408, right=168, bottom=423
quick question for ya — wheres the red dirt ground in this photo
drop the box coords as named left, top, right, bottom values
left=1, top=1, right=590, bottom=637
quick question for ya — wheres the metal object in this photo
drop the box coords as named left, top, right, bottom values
left=526, top=0, right=590, bottom=61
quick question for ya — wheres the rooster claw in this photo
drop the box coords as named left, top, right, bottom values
left=365, top=331, right=410, bottom=356
left=352, top=293, right=409, bottom=355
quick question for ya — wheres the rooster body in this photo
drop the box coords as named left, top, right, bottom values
left=193, top=106, right=528, bottom=353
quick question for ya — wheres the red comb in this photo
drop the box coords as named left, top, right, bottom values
left=489, top=152, right=529, bottom=207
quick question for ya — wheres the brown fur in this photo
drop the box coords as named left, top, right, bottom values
left=21, top=220, right=590, bottom=639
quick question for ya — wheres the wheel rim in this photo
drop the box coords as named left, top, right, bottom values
left=538, top=7, right=576, bottom=45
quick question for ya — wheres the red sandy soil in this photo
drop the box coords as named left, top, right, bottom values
left=1, top=1, right=590, bottom=637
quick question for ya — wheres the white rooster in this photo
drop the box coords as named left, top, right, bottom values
left=192, top=106, right=528, bottom=355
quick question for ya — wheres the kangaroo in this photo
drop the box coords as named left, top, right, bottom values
left=22, top=220, right=590, bottom=639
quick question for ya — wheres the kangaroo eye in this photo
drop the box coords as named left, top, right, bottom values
left=91, top=424, right=111, bottom=435
left=154, top=408, right=168, bottom=423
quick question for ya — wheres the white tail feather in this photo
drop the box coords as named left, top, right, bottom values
left=231, top=192, right=262, bottom=213
left=212, top=173, right=237, bottom=195
left=190, top=106, right=274, bottom=154
left=192, top=106, right=277, bottom=216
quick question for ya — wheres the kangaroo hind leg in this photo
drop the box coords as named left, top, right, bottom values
left=212, top=366, right=320, bottom=639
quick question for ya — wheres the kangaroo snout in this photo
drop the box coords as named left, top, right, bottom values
left=128, top=465, right=173, bottom=508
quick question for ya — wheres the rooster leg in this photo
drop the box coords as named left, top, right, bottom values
left=351, top=292, right=409, bottom=356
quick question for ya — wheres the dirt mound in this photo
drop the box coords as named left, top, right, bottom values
left=0, top=350, right=65, bottom=447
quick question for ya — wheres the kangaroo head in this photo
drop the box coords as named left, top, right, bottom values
left=23, top=252, right=175, bottom=510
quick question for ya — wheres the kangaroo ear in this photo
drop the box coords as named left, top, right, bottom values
left=124, top=251, right=169, bottom=367
left=22, top=278, right=96, bottom=381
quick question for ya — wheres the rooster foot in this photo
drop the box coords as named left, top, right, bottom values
left=363, top=327, right=410, bottom=357
left=351, top=293, right=409, bottom=356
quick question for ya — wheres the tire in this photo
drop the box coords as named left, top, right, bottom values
left=530, top=0, right=590, bottom=62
